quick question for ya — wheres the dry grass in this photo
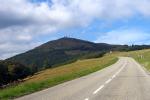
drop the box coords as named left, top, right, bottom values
left=0, top=52, right=118, bottom=100
left=125, top=49, right=150, bottom=71
left=25, top=53, right=117, bottom=83
left=113, top=49, right=150, bottom=71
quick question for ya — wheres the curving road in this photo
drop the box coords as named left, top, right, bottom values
left=16, top=57, right=150, bottom=100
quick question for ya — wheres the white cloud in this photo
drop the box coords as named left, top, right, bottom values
left=1, top=0, right=150, bottom=28
left=0, top=42, right=42, bottom=59
left=95, top=29, right=150, bottom=45
left=1, top=0, right=150, bottom=59
left=17, top=34, right=32, bottom=41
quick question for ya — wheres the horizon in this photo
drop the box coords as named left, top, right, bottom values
left=2, top=37, right=149, bottom=60
left=1, top=0, right=150, bottom=59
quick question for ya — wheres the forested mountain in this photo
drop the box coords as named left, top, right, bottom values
left=0, top=61, right=30, bottom=86
left=0, top=37, right=150, bottom=86
left=6, top=37, right=113, bottom=73
left=6, top=37, right=150, bottom=73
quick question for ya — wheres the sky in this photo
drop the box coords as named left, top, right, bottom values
left=1, top=0, right=150, bottom=59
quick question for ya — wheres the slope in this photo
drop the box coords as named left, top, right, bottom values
left=0, top=52, right=118, bottom=99
left=6, top=37, right=113, bottom=72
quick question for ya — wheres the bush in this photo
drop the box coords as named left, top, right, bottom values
left=0, top=61, right=31, bottom=87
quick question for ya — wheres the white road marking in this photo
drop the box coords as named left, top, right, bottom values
left=115, top=69, right=121, bottom=76
left=92, top=62, right=127, bottom=96
left=85, top=98, right=89, bottom=100
left=93, top=85, right=104, bottom=94
left=112, top=74, right=116, bottom=78
left=105, top=78, right=112, bottom=84
left=115, top=71, right=119, bottom=75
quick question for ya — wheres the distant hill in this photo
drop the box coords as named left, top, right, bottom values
left=6, top=37, right=150, bottom=73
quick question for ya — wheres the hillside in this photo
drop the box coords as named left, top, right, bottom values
left=123, top=49, right=150, bottom=71
left=0, top=52, right=118, bottom=99
left=1, top=48, right=150, bottom=99
left=6, top=37, right=114, bottom=73
left=6, top=37, right=150, bottom=73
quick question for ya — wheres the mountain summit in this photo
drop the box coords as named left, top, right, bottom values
left=36, top=37, right=112, bottom=51
left=7, top=37, right=150, bottom=73
left=7, top=37, right=113, bottom=72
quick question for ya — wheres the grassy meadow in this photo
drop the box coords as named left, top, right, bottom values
left=0, top=53, right=118, bottom=100
left=2, top=49, right=150, bottom=100
left=126, top=49, right=150, bottom=71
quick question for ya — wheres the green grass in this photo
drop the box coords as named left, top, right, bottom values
left=126, top=49, right=150, bottom=71
left=0, top=53, right=118, bottom=100
left=2, top=49, right=150, bottom=100
left=115, top=49, right=150, bottom=71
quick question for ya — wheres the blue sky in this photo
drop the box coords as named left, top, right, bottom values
left=42, top=16, right=150, bottom=44
left=0, top=0, right=150, bottom=59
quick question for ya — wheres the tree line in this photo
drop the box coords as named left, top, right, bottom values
left=0, top=61, right=30, bottom=87
left=1, top=43, right=150, bottom=87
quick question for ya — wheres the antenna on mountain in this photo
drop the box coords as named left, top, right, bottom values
left=64, top=34, right=70, bottom=38
left=63, top=33, right=75, bottom=39
left=67, top=34, right=73, bottom=38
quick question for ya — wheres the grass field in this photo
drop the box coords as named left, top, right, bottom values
left=126, top=49, right=150, bottom=71
left=0, top=53, right=118, bottom=100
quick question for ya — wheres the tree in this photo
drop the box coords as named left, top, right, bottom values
left=43, top=59, right=51, bottom=69
left=9, top=63, right=31, bottom=81
left=30, top=64, right=38, bottom=75
left=0, top=63, right=9, bottom=86
left=0, top=61, right=31, bottom=87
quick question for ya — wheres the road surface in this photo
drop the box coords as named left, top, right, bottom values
left=16, top=57, right=150, bottom=100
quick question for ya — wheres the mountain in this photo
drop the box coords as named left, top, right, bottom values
left=6, top=37, right=150, bottom=73
left=6, top=37, right=114, bottom=73
left=36, top=37, right=112, bottom=51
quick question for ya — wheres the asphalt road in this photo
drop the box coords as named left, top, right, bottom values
left=16, top=57, right=150, bottom=100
